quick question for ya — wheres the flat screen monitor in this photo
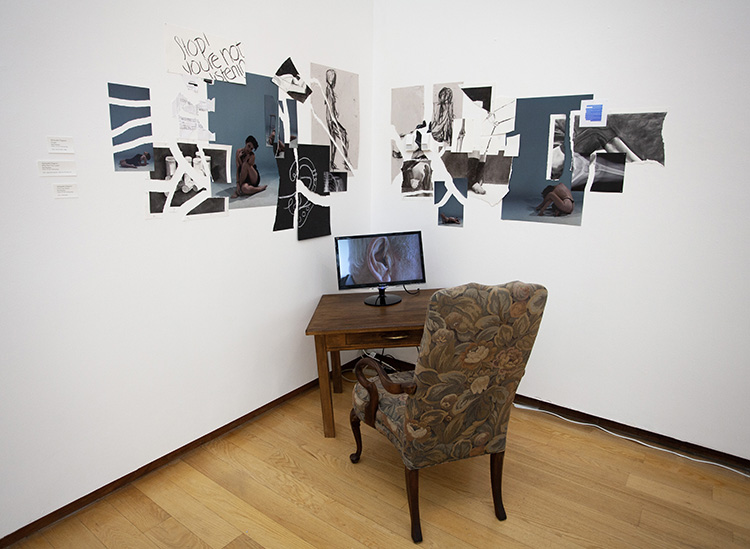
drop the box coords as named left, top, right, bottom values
left=335, top=230, right=426, bottom=306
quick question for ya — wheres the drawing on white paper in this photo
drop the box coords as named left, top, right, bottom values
left=310, top=63, right=359, bottom=172
left=429, top=82, right=463, bottom=147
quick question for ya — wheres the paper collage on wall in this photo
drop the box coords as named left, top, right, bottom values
left=107, top=22, right=666, bottom=232
left=108, top=25, right=361, bottom=239
left=391, top=84, right=667, bottom=227
left=391, top=83, right=519, bottom=216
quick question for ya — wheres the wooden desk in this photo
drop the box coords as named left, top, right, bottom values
left=306, top=288, right=437, bottom=437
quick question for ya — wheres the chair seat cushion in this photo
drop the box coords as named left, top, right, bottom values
left=352, top=370, right=415, bottom=454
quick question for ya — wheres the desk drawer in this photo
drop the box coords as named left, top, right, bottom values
left=345, top=330, right=423, bottom=348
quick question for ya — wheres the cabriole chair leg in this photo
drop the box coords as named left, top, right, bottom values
left=349, top=409, right=363, bottom=463
left=490, top=452, right=507, bottom=521
left=405, top=467, right=423, bottom=543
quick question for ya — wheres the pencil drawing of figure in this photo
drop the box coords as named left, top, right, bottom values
left=324, top=69, right=349, bottom=170
left=430, top=86, right=454, bottom=145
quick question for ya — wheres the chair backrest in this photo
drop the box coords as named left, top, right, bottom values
left=403, top=282, right=547, bottom=469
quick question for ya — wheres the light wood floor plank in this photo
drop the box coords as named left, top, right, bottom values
left=159, top=459, right=316, bottom=549
left=41, top=516, right=107, bottom=549
left=627, top=473, right=750, bottom=530
left=638, top=503, right=737, bottom=549
left=636, top=449, right=733, bottom=497
left=107, top=485, right=170, bottom=534
left=184, top=444, right=369, bottom=548
left=240, top=419, right=478, bottom=548
left=76, top=500, right=160, bottom=549
left=714, top=482, right=750, bottom=508
left=134, top=466, right=241, bottom=549
left=221, top=534, right=265, bottom=549
left=144, top=517, right=212, bottom=549
left=206, top=436, right=463, bottom=548
left=9, top=385, right=750, bottom=549
left=735, top=528, right=750, bottom=547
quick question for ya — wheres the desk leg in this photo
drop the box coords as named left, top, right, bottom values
left=314, top=336, right=336, bottom=437
left=331, top=351, right=343, bottom=393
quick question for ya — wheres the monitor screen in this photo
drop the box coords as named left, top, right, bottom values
left=335, top=230, right=426, bottom=292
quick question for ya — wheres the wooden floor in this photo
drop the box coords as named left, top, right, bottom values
left=9, top=386, right=750, bottom=548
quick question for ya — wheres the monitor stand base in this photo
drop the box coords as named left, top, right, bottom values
left=364, top=286, right=402, bottom=307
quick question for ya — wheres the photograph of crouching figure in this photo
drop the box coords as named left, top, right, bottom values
left=535, top=182, right=575, bottom=217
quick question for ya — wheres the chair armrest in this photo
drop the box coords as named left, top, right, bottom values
left=354, top=357, right=416, bottom=427
left=355, top=357, right=417, bottom=394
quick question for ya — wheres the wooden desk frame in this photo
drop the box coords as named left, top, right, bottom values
left=306, top=288, right=436, bottom=437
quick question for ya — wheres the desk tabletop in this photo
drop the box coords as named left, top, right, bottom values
left=306, top=288, right=438, bottom=335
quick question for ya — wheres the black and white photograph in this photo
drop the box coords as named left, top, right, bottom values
left=461, top=85, right=492, bottom=112
left=434, top=179, right=466, bottom=227
left=148, top=143, right=210, bottom=210
left=272, top=57, right=312, bottom=103
left=547, top=115, right=567, bottom=181
left=440, top=150, right=511, bottom=205
left=400, top=150, right=432, bottom=197
left=571, top=112, right=667, bottom=191
left=186, top=196, right=227, bottom=217
left=590, top=152, right=626, bottom=193
left=325, top=171, right=347, bottom=193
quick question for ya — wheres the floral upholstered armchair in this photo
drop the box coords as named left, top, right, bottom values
left=350, top=281, right=548, bottom=543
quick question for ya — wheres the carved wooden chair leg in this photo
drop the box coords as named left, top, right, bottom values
left=490, top=452, right=507, bottom=521
left=405, top=467, right=423, bottom=543
left=349, top=409, right=363, bottom=463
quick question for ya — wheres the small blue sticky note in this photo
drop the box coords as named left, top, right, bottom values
left=585, top=103, right=603, bottom=122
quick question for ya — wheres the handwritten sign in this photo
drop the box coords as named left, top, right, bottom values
left=164, top=24, right=246, bottom=85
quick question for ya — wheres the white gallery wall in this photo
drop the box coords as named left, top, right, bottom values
left=0, top=0, right=374, bottom=539
left=371, top=0, right=750, bottom=460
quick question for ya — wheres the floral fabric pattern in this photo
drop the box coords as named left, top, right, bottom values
left=352, top=282, right=547, bottom=470
left=353, top=370, right=414, bottom=453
